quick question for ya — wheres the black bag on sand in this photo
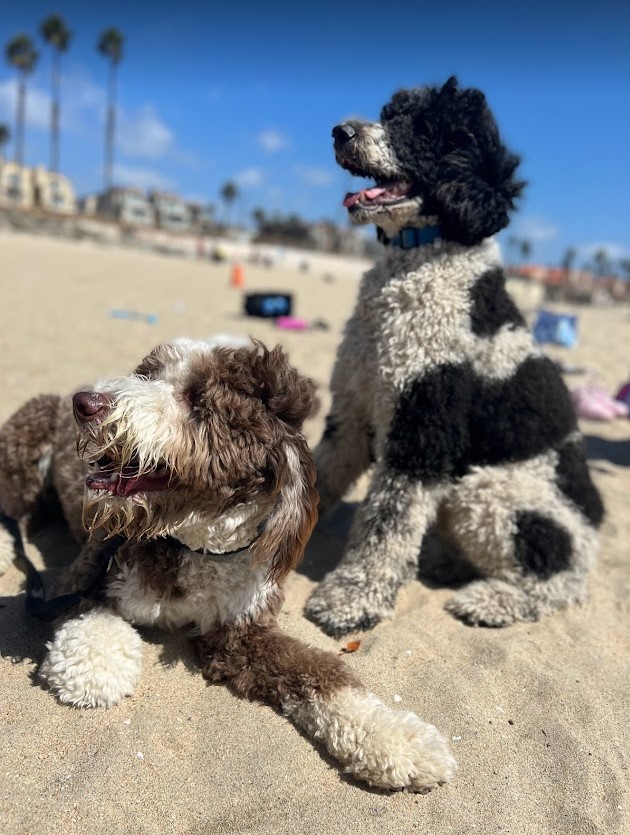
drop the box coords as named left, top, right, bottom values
left=244, top=293, right=293, bottom=318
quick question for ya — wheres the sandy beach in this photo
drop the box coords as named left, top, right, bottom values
left=0, top=231, right=628, bottom=835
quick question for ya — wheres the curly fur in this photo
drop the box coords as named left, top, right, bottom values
left=306, top=78, right=603, bottom=637
left=0, top=339, right=456, bottom=792
left=380, top=77, right=525, bottom=245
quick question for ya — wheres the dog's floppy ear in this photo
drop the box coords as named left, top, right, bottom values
left=251, top=434, right=318, bottom=583
left=431, top=79, right=525, bottom=244
left=222, top=341, right=319, bottom=581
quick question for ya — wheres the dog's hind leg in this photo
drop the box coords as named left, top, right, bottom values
left=305, top=467, right=439, bottom=635
left=0, top=394, right=62, bottom=573
left=197, top=618, right=457, bottom=791
left=440, top=447, right=602, bottom=626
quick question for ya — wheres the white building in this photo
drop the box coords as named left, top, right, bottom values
left=97, top=187, right=155, bottom=226
left=32, top=166, right=76, bottom=214
left=0, top=162, right=34, bottom=209
left=149, top=191, right=192, bottom=233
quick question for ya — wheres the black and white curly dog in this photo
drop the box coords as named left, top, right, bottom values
left=306, top=76, right=604, bottom=637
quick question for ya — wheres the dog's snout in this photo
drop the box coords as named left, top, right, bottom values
left=73, top=391, right=110, bottom=425
left=332, top=123, right=356, bottom=148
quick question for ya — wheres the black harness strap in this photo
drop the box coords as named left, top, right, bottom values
left=163, top=535, right=259, bottom=562
left=23, top=534, right=126, bottom=622
left=0, top=509, right=260, bottom=622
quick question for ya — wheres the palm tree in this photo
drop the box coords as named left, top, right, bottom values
left=40, top=15, right=72, bottom=173
left=520, top=239, right=532, bottom=263
left=0, top=123, right=9, bottom=160
left=562, top=246, right=577, bottom=272
left=220, top=181, right=238, bottom=225
left=5, top=34, right=39, bottom=166
left=98, top=27, right=124, bottom=190
left=592, top=248, right=610, bottom=278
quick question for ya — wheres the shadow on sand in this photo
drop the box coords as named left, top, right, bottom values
left=299, top=501, right=480, bottom=589
left=584, top=434, right=630, bottom=467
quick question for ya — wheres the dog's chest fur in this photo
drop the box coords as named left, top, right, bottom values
left=107, top=542, right=273, bottom=634
left=345, top=240, right=536, bottom=417
left=336, top=237, right=578, bottom=479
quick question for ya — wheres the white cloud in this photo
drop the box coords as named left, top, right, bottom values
left=0, top=69, right=108, bottom=136
left=0, top=78, right=50, bottom=131
left=0, top=71, right=178, bottom=165
left=257, top=129, right=289, bottom=153
left=578, top=241, right=630, bottom=262
left=118, top=105, right=174, bottom=160
left=293, top=165, right=335, bottom=187
left=235, top=167, right=264, bottom=187
left=113, top=164, right=175, bottom=191
left=510, top=215, right=559, bottom=243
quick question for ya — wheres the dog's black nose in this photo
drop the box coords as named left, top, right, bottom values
left=73, top=391, right=111, bottom=425
left=332, top=124, right=356, bottom=148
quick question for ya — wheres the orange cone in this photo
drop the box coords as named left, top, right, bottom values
left=230, top=261, right=245, bottom=288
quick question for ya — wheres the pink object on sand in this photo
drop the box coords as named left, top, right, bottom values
left=571, top=383, right=630, bottom=421
left=615, top=381, right=630, bottom=408
left=276, top=316, right=309, bottom=331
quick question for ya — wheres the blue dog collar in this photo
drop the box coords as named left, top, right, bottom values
left=387, top=226, right=442, bottom=249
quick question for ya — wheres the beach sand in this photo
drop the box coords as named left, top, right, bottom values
left=0, top=232, right=628, bottom=835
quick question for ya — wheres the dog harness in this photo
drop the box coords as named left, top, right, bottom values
left=24, top=534, right=126, bottom=622
left=16, top=527, right=261, bottom=621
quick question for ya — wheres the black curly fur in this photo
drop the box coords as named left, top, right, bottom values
left=380, top=76, right=525, bottom=245
left=555, top=440, right=605, bottom=527
left=514, top=511, right=572, bottom=578
left=469, top=267, right=526, bottom=337
left=385, top=358, right=577, bottom=483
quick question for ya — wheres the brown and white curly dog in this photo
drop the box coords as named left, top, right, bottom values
left=0, top=339, right=456, bottom=792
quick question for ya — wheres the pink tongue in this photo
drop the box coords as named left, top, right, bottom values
left=343, top=187, right=386, bottom=208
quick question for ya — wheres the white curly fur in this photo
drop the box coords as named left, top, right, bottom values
left=286, top=686, right=457, bottom=790
left=39, top=608, right=143, bottom=708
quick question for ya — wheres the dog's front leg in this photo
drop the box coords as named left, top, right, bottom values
left=306, top=467, right=438, bottom=636
left=314, top=335, right=375, bottom=515
left=196, top=620, right=456, bottom=791
left=38, top=542, right=143, bottom=708
left=39, top=606, right=143, bottom=708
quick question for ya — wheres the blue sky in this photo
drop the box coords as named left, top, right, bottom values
left=1, top=0, right=628, bottom=267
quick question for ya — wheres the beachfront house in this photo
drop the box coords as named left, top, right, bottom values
left=32, top=166, right=77, bottom=215
left=0, top=162, right=34, bottom=210
left=97, top=187, right=155, bottom=227
left=149, top=191, right=192, bottom=233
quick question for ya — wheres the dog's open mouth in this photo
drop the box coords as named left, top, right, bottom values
left=343, top=181, right=412, bottom=211
left=86, top=454, right=173, bottom=497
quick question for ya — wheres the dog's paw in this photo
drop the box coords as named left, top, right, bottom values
left=39, top=608, right=143, bottom=708
left=445, top=578, right=539, bottom=626
left=290, top=688, right=457, bottom=791
left=305, top=570, right=392, bottom=637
